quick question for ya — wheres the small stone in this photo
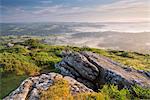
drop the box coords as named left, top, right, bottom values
left=7, top=43, right=14, bottom=47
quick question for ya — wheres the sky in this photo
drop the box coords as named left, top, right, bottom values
left=1, top=0, right=150, bottom=22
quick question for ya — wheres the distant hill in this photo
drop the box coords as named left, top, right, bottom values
left=1, top=22, right=150, bottom=53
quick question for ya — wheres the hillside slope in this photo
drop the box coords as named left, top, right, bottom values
left=0, top=39, right=150, bottom=99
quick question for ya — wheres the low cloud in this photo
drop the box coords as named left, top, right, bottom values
left=1, top=0, right=150, bottom=22
left=40, top=0, right=52, bottom=4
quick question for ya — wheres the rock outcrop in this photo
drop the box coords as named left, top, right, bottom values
left=56, top=51, right=150, bottom=89
left=4, top=51, right=150, bottom=100
left=4, top=73, right=93, bottom=100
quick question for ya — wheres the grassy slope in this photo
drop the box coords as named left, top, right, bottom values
left=0, top=39, right=149, bottom=99
left=0, top=74, right=27, bottom=99
left=86, top=48, right=150, bottom=71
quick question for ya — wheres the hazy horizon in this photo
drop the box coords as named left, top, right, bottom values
left=1, top=21, right=150, bottom=23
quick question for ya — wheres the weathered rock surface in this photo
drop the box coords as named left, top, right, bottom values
left=56, top=51, right=150, bottom=89
left=4, top=51, right=150, bottom=100
left=4, top=73, right=93, bottom=100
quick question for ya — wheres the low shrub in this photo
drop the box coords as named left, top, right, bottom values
left=40, top=79, right=71, bottom=100
left=100, top=85, right=131, bottom=100
left=132, top=85, right=150, bottom=99
left=41, top=79, right=105, bottom=100
left=0, top=53, right=40, bottom=76
left=0, top=45, right=29, bottom=54
left=31, top=52, right=61, bottom=68
left=74, top=92, right=105, bottom=100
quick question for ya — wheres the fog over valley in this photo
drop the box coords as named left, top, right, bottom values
left=1, top=22, right=150, bottom=53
